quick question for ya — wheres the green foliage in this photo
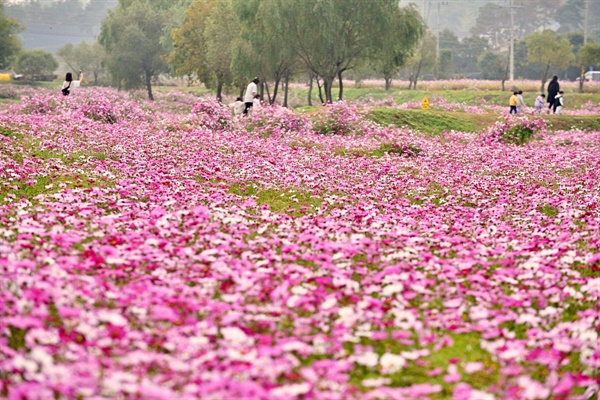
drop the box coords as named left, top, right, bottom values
left=502, top=125, right=536, bottom=145
left=367, top=108, right=497, bottom=135
left=14, top=49, right=58, bottom=81
left=228, top=181, right=322, bottom=216
left=579, top=42, right=600, bottom=69
left=478, top=51, right=508, bottom=81
left=526, top=31, right=575, bottom=91
left=8, top=326, right=27, bottom=350
left=57, top=42, right=106, bottom=85
left=370, top=4, right=425, bottom=88
left=0, top=3, right=23, bottom=70
left=99, top=0, right=172, bottom=100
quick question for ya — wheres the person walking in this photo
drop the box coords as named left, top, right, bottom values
left=546, top=76, right=559, bottom=114
left=243, top=77, right=259, bottom=115
left=553, top=91, right=564, bottom=115
left=534, top=94, right=545, bottom=113
left=61, top=70, right=83, bottom=96
left=509, top=91, right=518, bottom=114
left=516, top=90, right=525, bottom=114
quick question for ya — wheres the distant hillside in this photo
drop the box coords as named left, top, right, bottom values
left=6, top=0, right=118, bottom=52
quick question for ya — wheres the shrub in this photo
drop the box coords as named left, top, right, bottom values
left=190, top=96, right=232, bottom=131
left=312, top=101, right=367, bottom=135
left=245, top=104, right=310, bottom=136
left=484, top=115, right=547, bottom=145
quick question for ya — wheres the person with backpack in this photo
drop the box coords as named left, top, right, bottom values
left=553, top=91, right=564, bottom=115
left=61, top=70, right=83, bottom=96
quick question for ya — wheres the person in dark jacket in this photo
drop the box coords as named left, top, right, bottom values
left=546, top=76, right=559, bottom=114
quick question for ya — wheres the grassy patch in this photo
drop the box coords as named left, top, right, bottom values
left=228, top=181, right=322, bottom=216
left=367, top=108, right=497, bottom=134
left=348, top=331, right=500, bottom=397
left=334, top=142, right=422, bottom=158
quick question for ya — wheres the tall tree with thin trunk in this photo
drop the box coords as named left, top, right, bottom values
left=280, top=0, right=408, bottom=102
left=371, top=4, right=424, bottom=91
left=99, top=0, right=170, bottom=100
left=526, top=30, right=575, bottom=93
left=233, top=0, right=298, bottom=105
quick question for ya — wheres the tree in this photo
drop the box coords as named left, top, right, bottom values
left=579, top=42, right=600, bottom=92
left=169, top=0, right=217, bottom=89
left=0, top=2, right=23, bottom=70
left=203, top=0, right=239, bottom=101
left=526, top=31, right=575, bottom=92
left=471, top=1, right=549, bottom=51
left=14, top=49, right=58, bottom=81
left=404, top=31, right=437, bottom=90
left=370, top=4, right=424, bottom=90
left=233, top=0, right=300, bottom=105
left=280, top=0, right=415, bottom=102
left=57, top=42, right=106, bottom=85
left=99, top=0, right=171, bottom=100
left=478, top=51, right=509, bottom=91
left=557, top=0, right=584, bottom=33
left=579, top=42, right=600, bottom=69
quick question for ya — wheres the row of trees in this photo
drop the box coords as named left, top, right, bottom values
left=96, top=0, right=425, bottom=102
left=2, top=0, right=600, bottom=100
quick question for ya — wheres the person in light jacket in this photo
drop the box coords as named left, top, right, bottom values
left=243, top=77, right=259, bottom=115
left=61, top=70, right=83, bottom=96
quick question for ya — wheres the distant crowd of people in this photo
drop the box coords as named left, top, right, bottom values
left=509, top=75, right=564, bottom=115
left=59, top=69, right=569, bottom=118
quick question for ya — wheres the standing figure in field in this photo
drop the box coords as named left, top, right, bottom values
left=546, top=76, right=559, bottom=114
left=516, top=90, right=525, bottom=114
left=554, top=91, right=564, bottom=115
left=534, top=94, right=545, bottom=113
left=509, top=91, right=518, bottom=114
left=243, top=77, right=260, bottom=115
left=61, top=70, right=83, bottom=96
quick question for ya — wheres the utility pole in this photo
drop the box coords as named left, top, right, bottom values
left=508, top=0, right=522, bottom=82
left=584, top=0, right=590, bottom=45
left=436, top=1, right=448, bottom=60
left=509, top=0, right=514, bottom=81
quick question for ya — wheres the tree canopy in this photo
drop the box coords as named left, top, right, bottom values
left=14, top=49, right=58, bottom=81
left=99, top=0, right=172, bottom=100
left=0, top=2, right=23, bottom=70
left=526, top=30, right=575, bottom=91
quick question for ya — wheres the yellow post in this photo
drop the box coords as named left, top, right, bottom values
left=421, top=96, right=429, bottom=110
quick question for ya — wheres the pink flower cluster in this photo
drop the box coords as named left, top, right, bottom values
left=0, top=87, right=599, bottom=399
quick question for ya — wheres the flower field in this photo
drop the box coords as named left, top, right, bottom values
left=1, top=87, right=599, bottom=399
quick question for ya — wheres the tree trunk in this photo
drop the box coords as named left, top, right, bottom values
left=337, top=69, right=344, bottom=100
left=385, top=77, right=392, bottom=91
left=579, top=75, right=584, bottom=93
left=324, top=79, right=333, bottom=103
left=540, top=64, right=550, bottom=93
left=283, top=72, right=290, bottom=108
left=264, top=81, right=272, bottom=104
left=307, top=76, right=313, bottom=106
left=501, top=79, right=506, bottom=92
left=413, top=61, right=423, bottom=90
left=216, top=81, right=223, bottom=102
left=316, top=76, right=324, bottom=104
left=272, top=78, right=281, bottom=105
left=145, top=70, right=154, bottom=101
left=239, top=87, right=244, bottom=98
